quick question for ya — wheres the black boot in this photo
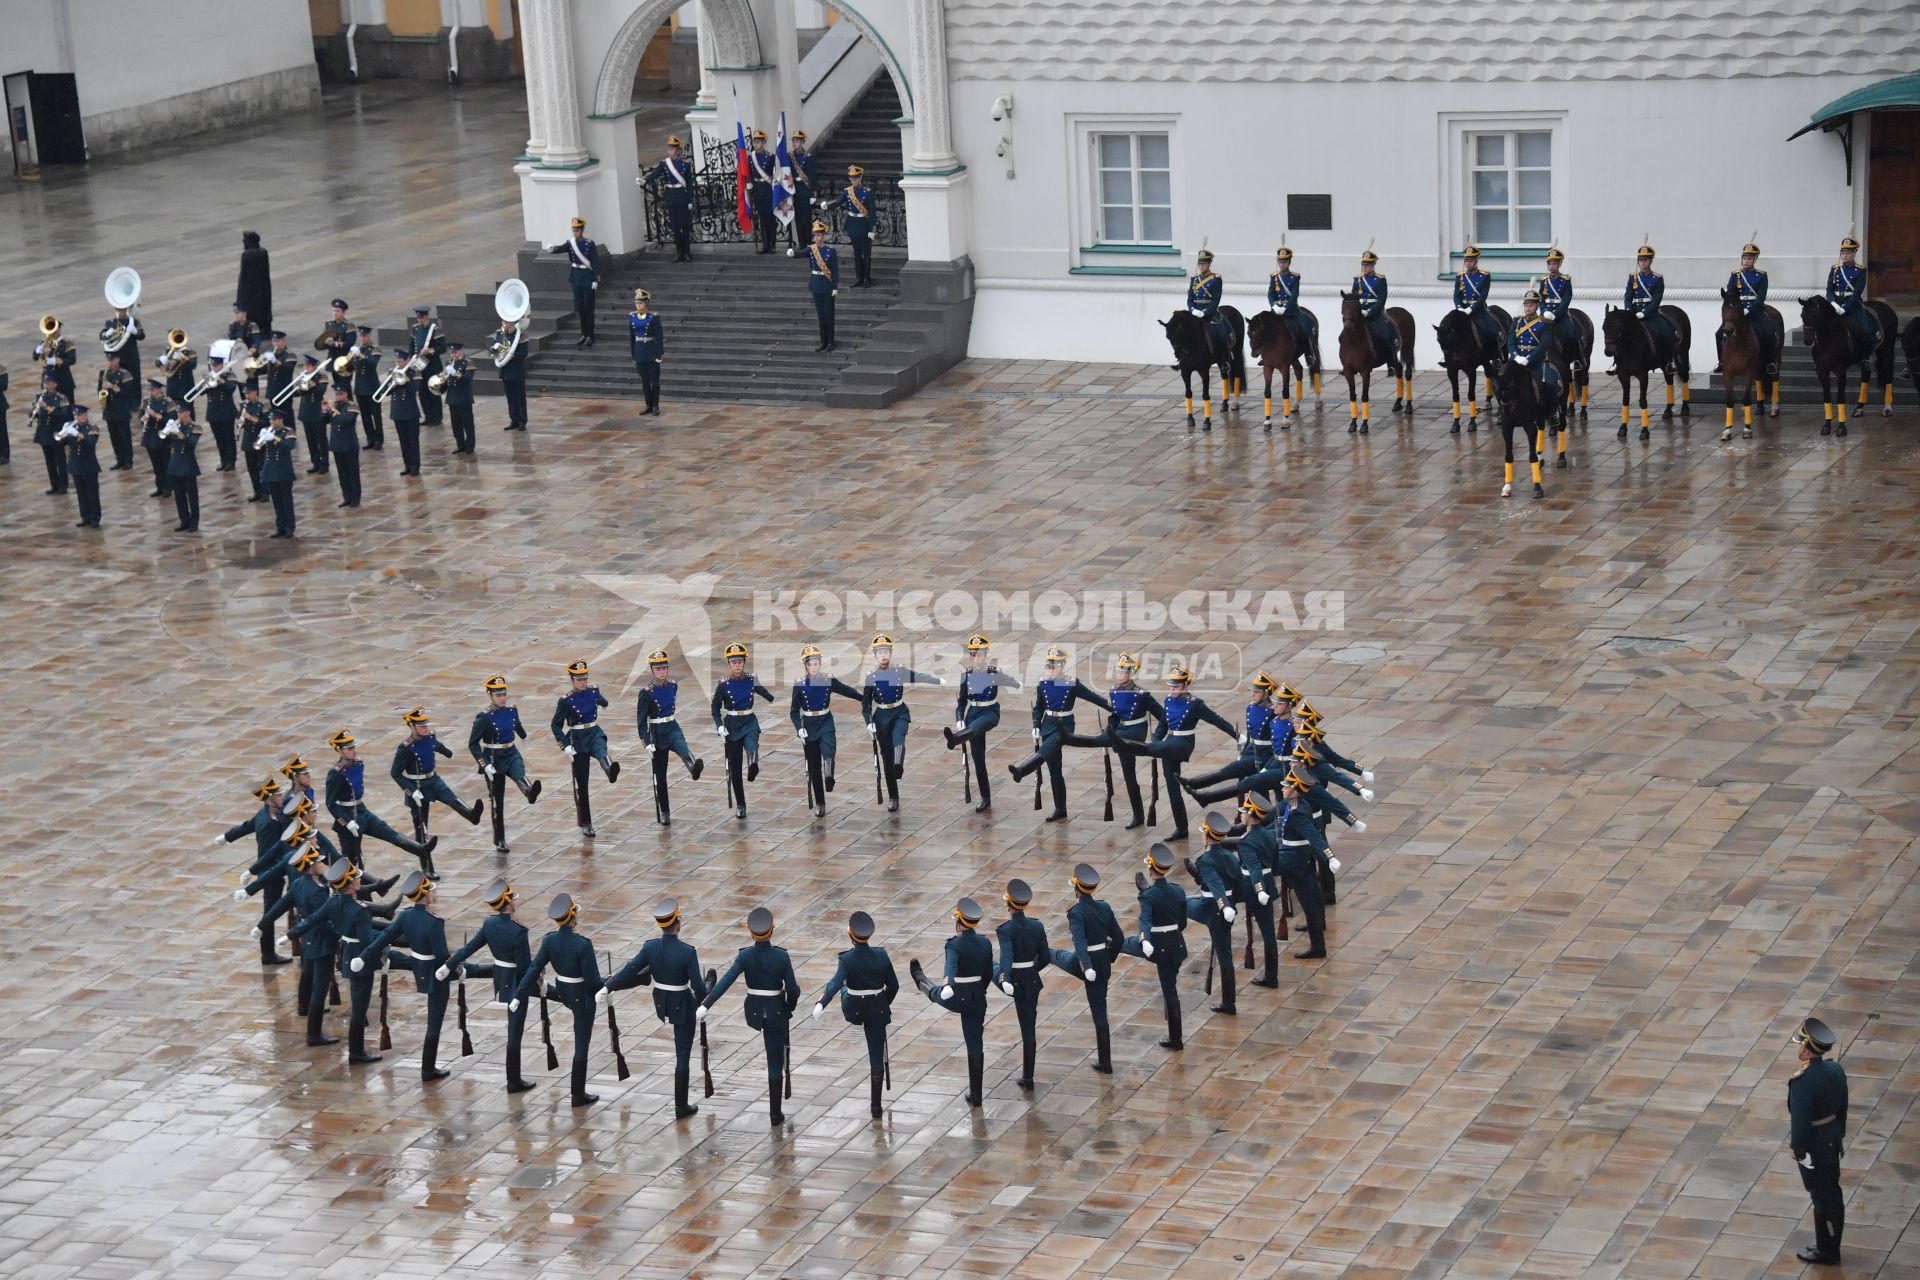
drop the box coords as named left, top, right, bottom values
left=506, top=1037, right=535, bottom=1094
left=458, top=796, right=485, bottom=826
left=909, top=958, right=932, bottom=996
left=689, top=757, right=705, bottom=781
left=975, top=779, right=992, bottom=813
left=674, top=1068, right=697, bottom=1119
left=1093, top=1026, right=1113, bottom=1075
left=1295, top=923, right=1328, bottom=960
left=570, top=1060, right=597, bottom=1107
left=1018, top=1041, right=1035, bottom=1090
left=421, top=1034, right=449, bottom=1082
left=869, top=1073, right=884, bottom=1119
left=1160, top=1000, right=1184, bottom=1051
left=1007, top=752, right=1040, bottom=782
left=1254, top=948, right=1279, bottom=987
left=966, top=1050, right=984, bottom=1107
left=607, top=759, right=621, bottom=783
left=1797, top=1213, right=1834, bottom=1264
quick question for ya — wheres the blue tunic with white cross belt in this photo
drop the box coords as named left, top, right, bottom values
left=954, top=668, right=1020, bottom=731
left=1240, top=702, right=1278, bottom=763
left=390, top=734, right=453, bottom=792
left=468, top=705, right=528, bottom=769
left=1032, top=677, right=1111, bottom=746
left=838, top=183, right=875, bottom=245
left=1107, top=685, right=1164, bottom=744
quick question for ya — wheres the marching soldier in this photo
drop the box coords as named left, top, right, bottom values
left=806, top=221, right=840, bottom=352
left=789, top=644, right=860, bottom=818
left=222, top=780, right=291, bottom=965
left=628, top=290, right=664, bottom=416
left=1109, top=667, right=1236, bottom=841
left=1008, top=645, right=1110, bottom=823
left=216, top=777, right=286, bottom=863
left=1188, top=246, right=1230, bottom=365
left=605, top=897, right=711, bottom=1119
left=290, top=860, right=383, bottom=1065
left=291, top=355, right=328, bottom=474
left=1122, top=845, right=1189, bottom=1051
left=326, top=389, right=362, bottom=509
left=712, top=642, right=774, bottom=819
left=279, top=846, right=339, bottom=1040
left=57, top=405, right=102, bottom=528
left=1535, top=245, right=1581, bottom=372
left=386, top=347, right=425, bottom=477
left=746, top=131, right=777, bottom=254
left=238, top=384, right=270, bottom=502
left=444, top=878, right=538, bottom=1094
left=262, top=410, right=299, bottom=538
left=139, top=378, right=172, bottom=496
left=510, top=893, right=606, bottom=1107
left=441, top=343, right=477, bottom=455
left=1057, top=652, right=1161, bottom=829
left=469, top=675, right=543, bottom=854
left=201, top=348, right=241, bottom=472
left=702, top=906, right=802, bottom=1127
left=494, top=313, right=529, bottom=432
left=1188, top=813, right=1245, bottom=1010
left=634, top=649, right=704, bottom=826
left=815, top=909, right=899, bottom=1119
left=552, top=660, right=621, bottom=837
left=910, top=896, right=994, bottom=1108
left=1273, top=778, right=1330, bottom=959
left=98, top=351, right=137, bottom=470
left=391, top=707, right=485, bottom=840
left=1353, top=245, right=1394, bottom=359
left=838, top=165, right=876, bottom=287
left=408, top=307, right=444, bottom=426
left=1827, top=232, right=1878, bottom=357
left=1287, top=745, right=1365, bottom=904
left=550, top=217, right=600, bottom=346
left=355, top=871, right=456, bottom=1082
left=33, top=318, right=77, bottom=400
left=1048, top=863, right=1125, bottom=1075
left=1453, top=244, right=1502, bottom=360
left=861, top=633, right=943, bottom=813
left=943, top=633, right=1020, bottom=813
left=243, top=836, right=327, bottom=983
left=1786, top=1016, right=1849, bottom=1266
left=1267, top=242, right=1321, bottom=374
left=324, top=727, right=440, bottom=875
left=1624, top=240, right=1678, bottom=356
left=30, top=374, right=70, bottom=495
left=316, top=298, right=353, bottom=393
left=995, top=879, right=1048, bottom=1091
left=650, top=136, right=696, bottom=262
left=161, top=401, right=202, bottom=532
left=1183, top=672, right=1286, bottom=802
left=788, top=131, right=815, bottom=253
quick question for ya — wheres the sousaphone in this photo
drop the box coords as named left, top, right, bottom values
left=101, top=267, right=142, bottom=352
left=492, top=278, right=530, bottom=368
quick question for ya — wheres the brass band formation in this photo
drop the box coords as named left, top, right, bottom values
left=220, top=638, right=1378, bottom=1124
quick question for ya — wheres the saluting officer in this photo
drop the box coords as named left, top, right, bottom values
left=162, top=401, right=202, bottom=532
left=943, top=633, right=1020, bottom=813
left=789, top=643, right=860, bottom=818
left=98, top=350, right=137, bottom=470
left=552, top=659, right=620, bottom=838
left=385, top=346, right=425, bottom=477
left=815, top=909, right=899, bottom=1119
left=650, top=136, right=696, bottom=262
left=628, top=289, right=665, bottom=416
left=995, top=879, right=1048, bottom=1091
left=746, top=131, right=777, bottom=254
left=1009, top=645, right=1111, bottom=823
left=1267, top=241, right=1321, bottom=374
left=261, top=409, right=298, bottom=538
left=510, top=893, right=606, bottom=1107
left=1110, top=664, right=1237, bottom=840
left=1827, top=232, right=1878, bottom=357
left=702, top=906, right=802, bottom=1127
left=788, top=131, right=816, bottom=252
left=291, top=860, right=383, bottom=1065
left=326, top=389, right=362, bottom=509
left=408, top=307, right=444, bottom=426
left=294, top=355, right=329, bottom=474
left=355, top=871, right=456, bottom=1083
left=468, top=675, right=543, bottom=854
left=1453, top=244, right=1502, bottom=359
left=550, top=217, right=600, bottom=347
left=1058, top=651, right=1161, bottom=829
left=635, top=649, right=704, bottom=827
left=910, top=897, right=995, bottom=1108
left=1786, top=1016, right=1849, bottom=1266
left=1188, top=812, right=1246, bottom=1011
left=861, top=633, right=943, bottom=813
left=1123, top=845, right=1189, bottom=1051
left=605, top=897, right=711, bottom=1119
left=1624, top=240, right=1679, bottom=356
left=58, top=405, right=102, bottom=529
left=1535, top=245, right=1580, bottom=372
left=806, top=220, right=840, bottom=351
left=838, top=165, right=876, bottom=287
left=441, top=343, right=478, bottom=455
left=391, top=706, right=485, bottom=840
left=1048, top=864, right=1126, bottom=1075
left=325, top=727, right=441, bottom=875
left=712, top=641, right=774, bottom=820
left=445, top=879, right=538, bottom=1094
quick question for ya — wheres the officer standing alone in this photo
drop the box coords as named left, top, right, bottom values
left=1786, top=1016, right=1849, bottom=1266
left=628, top=289, right=665, bottom=416
left=806, top=221, right=840, bottom=352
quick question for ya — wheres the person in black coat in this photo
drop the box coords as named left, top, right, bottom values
left=236, top=230, right=273, bottom=333
left=326, top=390, right=362, bottom=508
left=441, top=343, right=477, bottom=454
left=815, top=909, right=899, bottom=1119
left=58, top=405, right=103, bottom=528
left=910, top=897, right=996, bottom=1108
left=293, top=356, right=329, bottom=474
left=162, top=402, right=201, bottom=532
left=349, top=327, right=384, bottom=450
left=384, top=347, right=424, bottom=477
left=262, top=410, right=299, bottom=537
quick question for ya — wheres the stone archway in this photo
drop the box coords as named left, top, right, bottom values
left=592, top=0, right=764, bottom=119
left=820, top=0, right=914, bottom=121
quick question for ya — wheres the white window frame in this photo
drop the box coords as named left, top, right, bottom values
left=1066, top=114, right=1181, bottom=264
left=1437, top=112, right=1566, bottom=261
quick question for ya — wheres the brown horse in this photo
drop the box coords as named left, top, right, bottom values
left=1247, top=309, right=1322, bottom=430
left=1552, top=308, right=1595, bottom=421
left=1716, top=291, right=1781, bottom=440
left=1337, top=293, right=1416, bottom=434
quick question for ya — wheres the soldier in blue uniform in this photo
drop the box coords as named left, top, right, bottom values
left=1108, top=663, right=1237, bottom=840
left=509, top=893, right=606, bottom=1107
left=355, top=871, right=457, bottom=1082
left=384, top=347, right=425, bottom=477
left=200, top=349, right=241, bottom=472
left=1188, top=247, right=1230, bottom=363
left=1508, top=292, right=1561, bottom=399
left=1186, top=818, right=1244, bottom=1013
left=702, top=906, right=802, bottom=1127
left=261, top=409, right=298, bottom=537
left=1274, top=777, right=1330, bottom=958
left=291, top=860, right=384, bottom=1064
left=910, top=897, right=996, bottom=1108
left=346, top=326, right=384, bottom=449
left=1183, top=672, right=1287, bottom=802
left=1059, top=652, right=1161, bottom=829
left=635, top=649, right=704, bottom=826
left=552, top=659, right=620, bottom=837
left=1122, top=846, right=1189, bottom=1051
left=325, top=389, right=361, bottom=508
left=1827, top=233, right=1878, bottom=358
left=325, top=727, right=440, bottom=875
left=790, top=643, right=861, bottom=818
left=1786, top=1016, right=1849, bottom=1265
left=29, top=375, right=70, bottom=495
left=1624, top=241, right=1678, bottom=356
left=139, top=378, right=172, bottom=496
left=1353, top=247, right=1394, bottom=358
left=441, top=343, right=477, bottom=455
left=606, top=897, right=712, bottom=1119
left=862, top=633, right=944, bottom=813
left=628, top=289, right=665, bottom=416
left=1453, top=244, right=1502, bottom=359
left=1268, top=243, right=1321, bottom=373
left=549, top=217, right=600, bottom=347
left=649, top=136, right=696, bottom=262
left=291, top=356, right=328, bottom=474
left=1535, top=246, right=1581, bottom=372
left=237, top=385, right=269, bottom=502
left=408, top=307, right=444, bottom=426
left=1717, top=240, right=1778, bottom=375
left=995, top=879, right=1048, bottom=1091
left=712, top=641, right=774, bottom=819
left=161, top=401, right=202, bottom=532
left=57, top=405, right=102, bottom=528
left=390, top=706, right=485, bottom=840
left=492, top=314, right=529, bottom=431
left=469, top=675, right=543, bottom=852
left=788, top=131, right=816, bottom=255
left=1007, top=645, right=1111, bottom=822
left=746, top=131, right=778, bottom=254
left=1048, top=863, right=1126, bottom=1074
left=815, top=909, right=899, bottom=1119
left=806, top=221, right=840, bottom=352
left=1215, top=799, right=1285, bottom=985
left=943, top=633, right=1020, bottom=813
left=445, top=879, right=538, bottom=1094
left=837, top=165, right=876, bottom=287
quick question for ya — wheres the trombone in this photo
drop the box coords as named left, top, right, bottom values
left=272, top=363, right=325, bottom=407
left=373, top=352, right=425, bottom=403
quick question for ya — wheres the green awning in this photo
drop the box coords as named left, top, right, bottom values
left=1788, top=73, right=1920, bottom=140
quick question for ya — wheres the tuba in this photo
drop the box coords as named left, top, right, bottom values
left=491, top=278, right=530, bottom=369
left=100, top=267, right=141, bottom=352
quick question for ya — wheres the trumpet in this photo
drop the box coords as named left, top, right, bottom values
left=426, top=360, right=463, bottom=396
left=245, top=349, right=278, bottom=377
left=39, top=314, right=60, bottom=340
left=156, top=329, right=192, bottom=371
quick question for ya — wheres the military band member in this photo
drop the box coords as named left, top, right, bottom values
left=408, top=307, right=444, bottom=426
left=837, top=165, right=876, bottom=287
left=787, top=644, right=860, bottom=818
left=995, top=880, right=1048, bottom=1090
left=385, top=347, right=424, bottom=477
left=943, top=633, right=1020, bottom=813
left=442, top=343, right=477, bottom=454
left=815, top=909, right=898, bottom=1119
left=635, top=650, right=704, bottom=826
left=30, top=374, right=70, bottom=495
left=1535, top=246, right=1580, bottom=372
left=1048, top=863, right=1126, bottom=1074
left=713, top=642, right=774, bottom=819
left=702, top=906, right=802, bottom=1126
left=391, top=707, right=485, bottom=840
left=650, top=136, right=696, bottom=262
left=102, top=299, right=144, bottom=374
left=291, top=860, right=384, bottom=1064
left=326, top=389, right=362, bottom=509
left=1183, top=672, right=1285, bottom=802
left=548, top=217, right=600, bottom=346
left=282, top=848, right=339, bottom=1041
left=1188, top=814, right=1245, bottom=1011
left=238, top=384, right=270, bottom=501
left=788, top=131, right=816, bottom=252
left=138, top=378, right=171, bottom=496
left=1110, top=665, right=1237, bottom=840
left=33, top=320, right=77, bottom=400
left=325, top=727, right=441, bottom=875
left=200, top=349, right=240, bottom=472
left=98, top=352, right=137, bottom=470
left=510, top=894, right=606, bottom=1107
left=628, top=289, right=664, bottom=416
left=1058, top=651, right=1160, bottom=828
left=228, top=303, right=262, bottom=386
left=1624, top=241, right=1679, bottom=355
left=261, top=331, right=295, bottom=405
left=1786, top=1016, right=1848, bottom=1266
left=493, top=315, right=529, bottom=431
left=861, top=633, right=943, bottom=813
left=1188, top=246, right=1230, bottom=363
left=910, top=897, right=994, bottom=1108
left=161, top=402, right=202, bottom=532
left=1827, top=233, right=1877, bottom=356
left=355, top=871, right=456, bottom=1082
left=293, top=355, right=329, bottom=473
left=1008, top=645, right=1110, bottom=822
left=1453, top=244, right=1502, bottom=358
left=349, top=326, right=384, bottom=449
left=553, top=660, right=620, bottom=836
left=806, top=221, right=840, bottom=351
left=745, top=131, right=777, bottom=254
left=1122, top=845, right=1189, bottom=1050
left=1267, top=242, right=1321, bottom=374
left=57, top=405, right=102, bottom=528
left=469, top=675, right=543, bottom=854
left=1354, top=245, right=1393, bottom=358
left=605, top=897, right=711, bottom=1119
left=317, top=298, right=353, bottom=392
left=445, top=878, right=538, bottom=1093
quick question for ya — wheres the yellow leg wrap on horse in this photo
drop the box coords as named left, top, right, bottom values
left=1640, top=407, right=1650, bottom=430
left=1858, top=381, right=1869, bottom=406
left=1744, top=404, right=1753, bottom=428
left=1581, top=385, right=1590, bottom=408
left=1531, top=460, right=1543, bottom=485
left=1468, top=399, right=1478, bottom=419
left=1887, top=384, right=1895, bottom=408
left=1349, top=400, right=1359, bottom=421
left=1283, top=397, right=1293, bottom=420
left=1772, top=383, right=1780, bottom=407
left=1203, top=399, right=1212, bottom=421
left=1823, top=402, right=1834, bottom=421
left=1535, top=429, right=1546, bottom=453
left=1264, top=396, right=1273, bottom=419
left=1362, top=401, right=1372, bottom=422
left=1665, top=383, right=1675, bottom=406
left=1185, top=396, right=1193, bottom=417
left=1621, top=404, right=1630, bottom=427
left=1838, top=402, right=1848, bottom=424
left=1724, top=406, right=1734, bottom=430
left=1558, top=430, right=1567, bottom=456
left=1313, top=372, right=1323, bottom=396
left=1504, top=461, right=1514, bottom=485
left=1452, top=401, right=1461, bottom=421
left=1682, top=383, right=1691, bottom=403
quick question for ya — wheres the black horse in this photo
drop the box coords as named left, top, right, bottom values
left=1491, top=359, right=1563, bottom=499
left=1800, top=296, right=1899, bottom=434
left=1601, top=304, right=1692, bottom=441
left=1550, top=308, right=1595, bottom=421
left=1435, top=306, right=1509, bottom=435
left=1162, top=308, right=1246, bottom=431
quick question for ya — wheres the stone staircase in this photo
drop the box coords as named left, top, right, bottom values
left=809, top=71, right=904, bottom=181
left=1699, top=325, right=1910, bottom=406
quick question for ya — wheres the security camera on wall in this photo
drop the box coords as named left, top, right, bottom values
left=991, top=95, right=1014, bottom=122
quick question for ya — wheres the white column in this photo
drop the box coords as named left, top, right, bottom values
left=906, top=0, right=956, bottom=171
left=518, top=0, right=548, bottom=158
left=529, top=0, right=588, bottom=168
left=694, top=1, right=716, bottom=109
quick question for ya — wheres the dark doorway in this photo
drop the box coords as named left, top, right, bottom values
left=27, top=71, right=85, bottom=164
left=1867, top=111, right=1918, bottom=294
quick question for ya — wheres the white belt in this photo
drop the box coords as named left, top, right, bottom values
left=566, top=722, right=599, bottom=733
left=1149, top=923, right=1180, bottom=933
left=872, top=701, right=903, bottom=709
left=1044, top=709, right=1073, bottom=717
left=336, top=798, right=362, bottom=807
left=554, top=975, right=585, bottom=984
left=846, top=986, right=884, bottom=996
left=1168, top=728, right=1195, bottom=736
left=968, top=699, right=996, bottom=705
left=481, top=740, right=517, bottom=750
left=401, top=771, right=433, bottom=780
left=723, top=708, right=755, bottom=716
left=952, top=975, right=983, bottom=984
left=1118, top=717, right=1148, bottom=727
left=648, top=716, right=677, bottom=724
left=746, top=987, right=784, bottom=997
left=652, top=981, right=689, bottom=992
left=395, top=948, right=433, bottom=961
left=1188, top=307, right=1209, bottom=317
left=487, top=958, right=517, bottom=967
left=1010, top=960, right=1036, bottom=970
left=801, top=708, right=831, bottom=716
left=1282, top=838, right=1310, bottom=847
left=1084, top=943, right=1107, bottom=952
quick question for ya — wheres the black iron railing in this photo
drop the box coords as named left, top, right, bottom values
left=638, top=135, right=904, bottom=249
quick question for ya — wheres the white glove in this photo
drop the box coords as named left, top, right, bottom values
left=1141, top=938, right=1155, bottom=959
left=1797, top=1152, right=1814, bottom=1170
left=713, top=727, right=725, bottom=739
left=565, top=744, right=578, bottom=757
left=1031, top=729, right=1041, bottom=743
left=1328, top=856, right=1342, bottom=873
left=411, top=789, right=425, bottom=804
left=954, top=720, right=966, bottom=734
left=797, top=728, right=807, bottom=742
left=594, top=988, right=607, bottom=1006
left=1222, top=905, right=1236, bottom=924
left=695, top=1005, right=708, bottom=1024
left=350, top=957, right=365, bottom=973
left=250, top=926, right=261, bottom=940
left=811, top=1003, right=824, bottom=1021
left=1238, top=734, right=1249, bottom=749
left=866, top=723, right=877, bottom=737
left=484, top=765, right=497, bottom=779
left=214, top=833, right=229, bottom=846
left=1362, top=769, right=1375, bottom=782
left=645, top=742, right=655, bottom=755
left=1000, top=979, right=1014, bottom=995
left=1257, top=889, right=1271, bottom=906
left=1831, top=301, right=1844, bottom=315
left=1084, top=967, right=1098, bottom=982
left=928, top=676, right=946, bottom=686
left=1360, top=787, right=1375, bottom=802
left=434, top=965, right=450, bottom=981
left=508, top=998, right=521, bottom=1013
left=1354, top=820, right=1368, bottom=833
left=233, top=888, right=247, bottom=902
left=1457, top=305, right=1473, bottom=315
left=939, top=984, right=954, bottom=1000
left=347, top=821, right=360, bottom=836
left=255, top=428, right=275, bottom=449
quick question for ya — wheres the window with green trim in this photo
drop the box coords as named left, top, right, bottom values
left=1093, top=132, right=1172, bottom=246
left=1469, top=131, right=1552, bottom=247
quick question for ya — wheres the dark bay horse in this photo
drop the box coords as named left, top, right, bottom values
left=1161, top=308, right=1247, bottom=431
left=1435, top=306, right=1509, bottom=434
left=1491, top=359, right=1564, bottom=499
left=1601, top=304, right=1692, bottom=441
left=1336, top=292, right=1416, bottom=434
left=1247, top=309, right=1322, bottom=429
left=1800, top=296, right=1898, bottom=434
left=1552, top=308, right=1595, bottom=421
left=1716, top=291, right=1782, bottom=440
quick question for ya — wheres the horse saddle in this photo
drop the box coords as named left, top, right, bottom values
left=1847, top=313, right=1882, bottom=364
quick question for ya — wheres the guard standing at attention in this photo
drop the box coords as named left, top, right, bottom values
left=1786, top=1016, right=1849, bottom=1266
left=261, top=409, right=298, bottom=538
left=635, top=649, right=704, bottom=827
left=325, top=727, right=441, bottom=875
left=468, top=675, right=543, bottom=853
left=442, top=343, right=477, bottom=455
left=355, top=871, right=456, bottom=1083
left=552, top=660, right=620, bottom=838
left=995, top=879, right=1048, bottom=1091
left=789, top=643, right=861, bottom=818
left=943, top=633, right=1020, bottom=813
left=326, top=389, right=361, bottom=509
left=1048, top=863, right=1126, bottom=1075
left=444, top=878, right=537, bottom=1094
left=712, top=642, right=775, bottom=819
left=788, top=131, right=816, bottom=252
left=861, top=634, right=944, bottom=813
left=702, top=906, right=802, bottom=1127
left=605, top=897, right=711, bottom=1119
left=1008, top=645, right=1111, bottom=823
left=815, top=909, right=899, bottom=1119
left=390, top=706, right=485, bottom=840
left=746, top=131, right=777, bottom=254
left=509, top=893, right=606, bottom=1107
left=910, top=897, right=995, bottom=1108
left=650, top=136, right=696, bottom=262
left=628, top=290, right=665, bottom=416
left=550, top=217, right=600, bottom=347
left=807, top=221, right=840, bottom=351
left=838, top=165, right=876, bottom=287
left=1122, top=845, right=1189, bottom=1051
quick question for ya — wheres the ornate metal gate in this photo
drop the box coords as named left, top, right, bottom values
left=638, top=134, right=904, bottom=248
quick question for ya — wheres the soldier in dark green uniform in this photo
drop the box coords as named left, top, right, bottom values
left=445, top=879, right=537, bottom=1094
left=910, top=897, right=995, bottom=1108
left=1787, top=1016, right=1848, bottom=1266
left=161, top=401, right=201, bottom=532
left=356, top=871, right=457, bottom=1082
left=1048, top=864, right=1126, bottom=1075
left=995, top=879, right=1048, bottom=1090
left=57, top=405, right=103, bottom=528
left=326, top=389, right=361, bottom=508
left=703, top=906, right=802, bottom=1127
left=605, top=897, right=711, bottom=1119
left=291, top=860, right=384, bottom=1064
left=261, top=409, right=298, bottom=537
left=815, top=909, right=899, bottom=1119
left=1122, top=845, right=1189, bottom=1051
left=510, top=893, right=606, bottom=1107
